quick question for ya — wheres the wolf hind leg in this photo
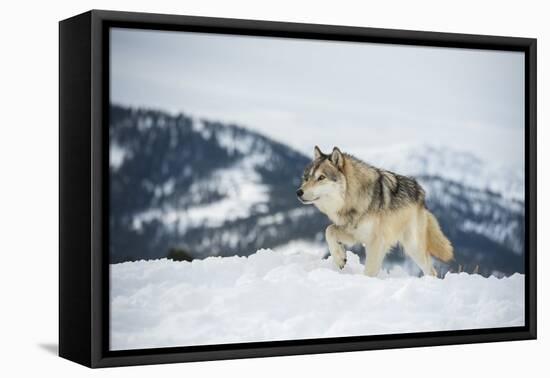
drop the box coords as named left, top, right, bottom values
left=400, top=216, right=437, bottom=277
left=364, top=239, right=389, bottom=277
left=410, top=251, right=436, bottom=277
left=325, top=225, right=355, bottom=269
left=402, top=238, right=436, bottom=277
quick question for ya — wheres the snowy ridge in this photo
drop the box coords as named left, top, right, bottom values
left=132, top=156, right=270, bottom=231
left=131, top=118, right=275, bottom=232
left=110, top=249, right=524, bottom=350
left=349, top=143, right=524, bottom=201
left=420, top=177, right=524, bottom=255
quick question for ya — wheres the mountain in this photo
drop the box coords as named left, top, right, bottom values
left=109, top=105, right=524, bottom=276
left=109, top=105, right=328, bottom=264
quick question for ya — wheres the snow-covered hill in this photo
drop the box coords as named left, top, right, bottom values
left=110, top=249, right=525, bottom=351
left=109, top=105, right=322, bottom=262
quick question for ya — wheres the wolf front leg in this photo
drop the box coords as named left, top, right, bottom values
left=364, top=238, right=389, bottom=277
left=325, top=225, right=355, bottom=269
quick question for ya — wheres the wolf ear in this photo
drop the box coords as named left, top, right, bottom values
left=314, top=145, right=323, bottom=159
left=330, top=147, right=344, bottom=169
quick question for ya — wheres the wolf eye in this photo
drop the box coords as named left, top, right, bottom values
left=317, top=175, right=326, bottom=181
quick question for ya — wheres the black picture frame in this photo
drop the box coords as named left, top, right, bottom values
left=59, top=9, right=537, bottom=368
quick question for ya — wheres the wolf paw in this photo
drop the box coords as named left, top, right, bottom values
left=334, top=256, right=347, bottom=270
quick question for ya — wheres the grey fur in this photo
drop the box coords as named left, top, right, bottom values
left=301, top=152, right=426, bottom=222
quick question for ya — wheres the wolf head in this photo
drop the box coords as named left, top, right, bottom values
left=296, top=146, right=347, bottom=206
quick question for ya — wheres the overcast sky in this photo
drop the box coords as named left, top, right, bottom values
left=111, top=27, right=525, bottom=168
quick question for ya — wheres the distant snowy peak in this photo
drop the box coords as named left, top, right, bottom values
left=348, top=144, right=524, bottom=202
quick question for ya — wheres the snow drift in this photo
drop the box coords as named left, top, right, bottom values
left=110, top=249, right=524, bottom=351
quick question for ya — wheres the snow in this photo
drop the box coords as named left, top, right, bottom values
left=273, top=239, right=328, bottom=257
left=257, top=207, right=318, bottom=227
left=152, top=179, right=175, bottom=198
left=461, top=219, right=523, bottom=255
left=191, top=119, right=212, bottom=140
left=109, top=142, right=128, bottom=171
left=131, top=155, right=270, bottom=231
left=130, top=119, right=279, bottom=232
left=110, top=249, right=524, bottom=351
left=137, top=116, right=154, bottom=131
left=216, top=127, right=258, bottom=155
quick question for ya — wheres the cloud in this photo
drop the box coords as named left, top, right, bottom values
left=111, top=28, right=525, bottom=167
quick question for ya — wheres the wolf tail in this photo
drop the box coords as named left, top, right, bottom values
left=426, top=210, right=454, bottom=262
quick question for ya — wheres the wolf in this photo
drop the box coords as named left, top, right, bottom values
left=296, top=146, right=453, bottom=277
